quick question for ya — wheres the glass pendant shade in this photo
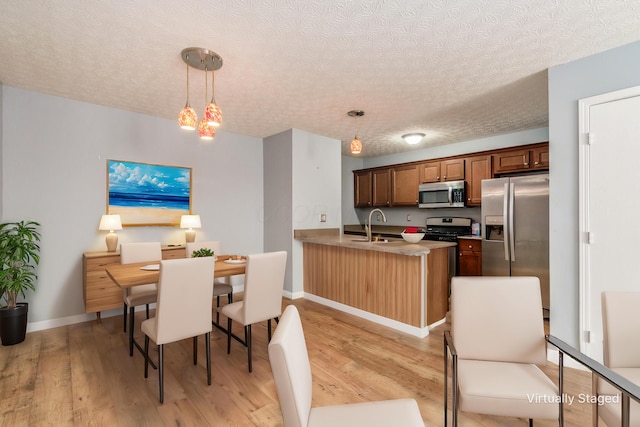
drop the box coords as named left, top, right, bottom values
left=178, top=104, right=198, bottom=130
left=350, top=136, right=362, bottom=154
left=205, top=102, right=222, bottom=127
left=198, top=118, right=215, bottom=140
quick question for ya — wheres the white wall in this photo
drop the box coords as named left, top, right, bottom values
left=548, top=40, right=640, bottom=346
left=264, top=129, right=341, bottom=295
left=1, top=86, right=264, bottom=327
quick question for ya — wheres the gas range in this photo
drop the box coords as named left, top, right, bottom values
left=425, top=217, right=472, bottom=242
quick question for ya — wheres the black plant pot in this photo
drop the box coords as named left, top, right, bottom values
left=0, top=303, right=28, bottom=346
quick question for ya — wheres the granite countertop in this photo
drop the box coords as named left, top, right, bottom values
left=296, top=234, right=456, bottom=256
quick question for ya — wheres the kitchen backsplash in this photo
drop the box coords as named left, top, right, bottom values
left=354, top=206, right=481, bottom=227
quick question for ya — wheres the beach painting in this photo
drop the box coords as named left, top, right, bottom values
left=107, top=160, right=192, bottom=226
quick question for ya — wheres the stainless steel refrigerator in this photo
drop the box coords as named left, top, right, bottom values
left=481, top=174, right=550, bottom=314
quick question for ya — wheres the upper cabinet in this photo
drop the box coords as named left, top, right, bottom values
left=391, top=164, right=419, bottom=206
left=419, top=159, right=465, bottom=183
left=353, top=142, right=548, bottom=208
left=354, top=170, right=372, bottom=207
left=492, top=143, right=549, bottom=175
left=464, top=155, right=492, bottom=207
left=372, top=169, right=391, bottom=207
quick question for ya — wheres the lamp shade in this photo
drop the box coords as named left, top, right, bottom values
left=350, top=136, right=362, bottom=155
left=99, top=214, right=122, bottom=231
left=180, top=215, right=201, bottom=229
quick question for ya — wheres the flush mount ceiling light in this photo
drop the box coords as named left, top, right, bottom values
left=402, top=133, right=426, bottom=145
left=348, top=110, right=364, bottom=155
left=178, top=47, right=223, bottom=139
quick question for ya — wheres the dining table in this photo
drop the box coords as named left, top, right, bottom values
left=106, top=254, right=247, bottom=368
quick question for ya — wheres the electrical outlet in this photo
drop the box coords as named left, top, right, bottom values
left=320, top=213, right=326, bottom=222
left=376, top=213, right=381, bottom=221
left=407, top=214, right=411, bottom=221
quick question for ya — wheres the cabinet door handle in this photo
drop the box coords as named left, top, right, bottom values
left=436, top=176, right=440, bottom=180
left=534, top=161, right=540, bottom=165
left=459, top=253, right=463, bottom=256
left=443, top=176, right=446, bottom=180
left=524, top=162, right=529, bottom=166
left=468, top=245, right=473, bottom=249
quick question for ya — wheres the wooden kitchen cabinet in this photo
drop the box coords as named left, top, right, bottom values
left=493, top=143, right=549, bottom=175
left=372, top=168, right=391, bottom=207
left=464, top=154, right=492, bottom=206
left=391, top=164, right=419, bottom=206
left=419, top=159, right=465, bottom=183
left=457, top=238, right=482, bottom=276
left=83, top=246, right=186, bottom=320
left=354, top=170, right=372, bottom=207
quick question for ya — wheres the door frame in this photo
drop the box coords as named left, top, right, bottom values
left=578, top=84, right=640, bottom=357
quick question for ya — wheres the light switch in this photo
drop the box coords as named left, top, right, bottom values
left=320, top=214, right=326, bottom=222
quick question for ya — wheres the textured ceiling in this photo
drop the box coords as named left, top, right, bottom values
left=1, top=1, right=640, bottom=157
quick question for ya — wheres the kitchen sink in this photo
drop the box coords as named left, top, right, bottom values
left=350, top=238, right=390, bottom=243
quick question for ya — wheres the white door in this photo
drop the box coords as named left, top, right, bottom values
left=579, top=87, right=640, bottom=361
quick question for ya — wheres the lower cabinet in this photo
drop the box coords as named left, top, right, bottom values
left=457, top=238, right=482, bottom=276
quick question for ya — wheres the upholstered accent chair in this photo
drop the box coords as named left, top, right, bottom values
left=141, top=257, right=215, bottom=403
left=444, top=276, right=560, bottom=426
left=269, top=305, right=425, bottom=427
left=596, top=291, right=640, bottom=426
left=221, top=250, right=287, bottom=372
left=120, top=242, right=162, bottom=357
left=186, top=240, right=233, bottom=325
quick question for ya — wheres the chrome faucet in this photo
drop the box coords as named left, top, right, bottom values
left=366, top=208, right=387, bottom=242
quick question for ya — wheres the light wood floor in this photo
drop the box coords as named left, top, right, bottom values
left=0, top=298, right=593, bottom=426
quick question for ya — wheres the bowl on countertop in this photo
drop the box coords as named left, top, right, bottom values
left=401, top=231, right=426, bottom=243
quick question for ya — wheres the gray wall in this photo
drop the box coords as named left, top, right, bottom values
left=1, top=86, right=264, bottom=328
left=548, top=40, right=640, bottom=346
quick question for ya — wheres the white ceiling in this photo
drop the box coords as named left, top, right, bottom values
left=1, top=1, right=640, bottom=157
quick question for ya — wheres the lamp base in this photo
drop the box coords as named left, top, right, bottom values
left=185, top=229, right=196, bottom=243
left=105, top=232, right=118, bottom=252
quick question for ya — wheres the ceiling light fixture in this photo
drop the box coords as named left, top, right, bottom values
left=177, top=60, right=197, bottom=130
left=348, top=110, right=364, bottom=155
left=198, top=66, right=215, bottom=140
left=178, top=47, right=223, bottom=139
left=402, top=133, right=425, bottom=145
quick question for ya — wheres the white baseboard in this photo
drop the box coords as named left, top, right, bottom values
left=303, top=293, right=431, bottom=338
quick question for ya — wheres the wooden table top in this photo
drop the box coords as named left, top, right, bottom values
left=106, top=255, right=246, bottom=288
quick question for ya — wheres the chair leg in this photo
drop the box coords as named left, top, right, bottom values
left=193, top=336, right=198, bottom=365
left=274, top=316, right=279, bottom=324
left=146, top=304, right=150, bottom=319
left=129, top=306, right=135, bottom=356
left=215, top=296, right=221, bottom=324
left=246, top=324, right=252, bottom=373
left=226, top=317, right=232, bottom=354
left=123, top=303, right=128, bottom=333
left=158, top=344, right=164, bottom=404
left=144, top=335, right=150, bottom=378
left=529, top=419, right=533, bottom=427
left=268, top=319, right=272, bottom=342
left=229, top=292, right=233, bottom=303
left=205, top=332, right=211, bottom=385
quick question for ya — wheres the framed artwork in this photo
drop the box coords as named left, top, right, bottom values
left=107, top=160, right=192, bottom=226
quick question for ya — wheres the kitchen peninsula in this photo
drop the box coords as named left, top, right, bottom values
left=295, top=230, right=455, bottom=337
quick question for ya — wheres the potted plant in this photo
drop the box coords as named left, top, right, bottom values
left=191, top=248, right=214, bottom=258
left=0, top=220, right=41, bottom=345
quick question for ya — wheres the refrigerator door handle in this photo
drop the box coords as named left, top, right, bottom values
left=509, top=182, right=516, bottom=262
left=503, top=183, right=509, bottom=261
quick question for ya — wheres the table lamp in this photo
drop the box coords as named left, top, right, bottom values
left=180, top=214, right=201, bottom=243
left=99, top=214, right=122, bottom=252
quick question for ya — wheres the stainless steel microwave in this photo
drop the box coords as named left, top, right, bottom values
left=418, top=180, right=466, bottom=208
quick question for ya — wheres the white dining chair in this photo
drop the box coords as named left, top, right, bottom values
left=120, top=242, right=162, bottom=357
left=269, top=305, right=425, bottom=427
left=142, top=257, right=215, bottom=403
left=186, top=240, right=233, bottom=325
left=221, top=250, right=287, bottom=372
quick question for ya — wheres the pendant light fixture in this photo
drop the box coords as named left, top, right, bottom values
left=177, top=60, right=197, bottom=130
left=198, top=66, right=215, bottom=140
left=348, top=110, right=364, bottom=155
left=178, top=48, right=223, bottom=139
left=205, top=65, right=222, bottom=127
